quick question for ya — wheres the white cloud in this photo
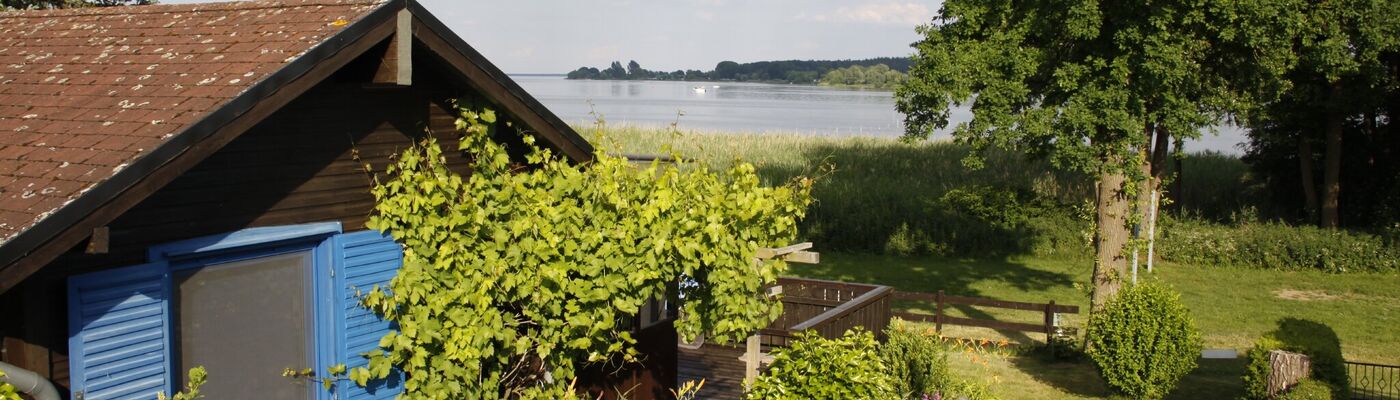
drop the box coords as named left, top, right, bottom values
left=798, top=2, right=932, bottom=26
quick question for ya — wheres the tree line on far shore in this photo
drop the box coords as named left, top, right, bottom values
left=566, top=57, right=911, bottom=84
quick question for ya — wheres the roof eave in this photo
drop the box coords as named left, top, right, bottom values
left=0, top=0, right=404, bottom=292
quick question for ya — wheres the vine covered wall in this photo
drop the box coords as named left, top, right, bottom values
left=352, top=103, right=813, bottom=398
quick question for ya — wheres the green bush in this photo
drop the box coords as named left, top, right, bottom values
left=1242, top=318, right=1349, bottom=399
left=882, top=320, right=953, bottom=398
left=1086, top=282, right=1203, bottom=400
left=1160, top=219, right=1400, bottom=273
left=746, top=328, right=898, bottom=400
left=1279, top=379, right=1335, bottom=400
left=1243, top=336, right=1284, bottom=399
left=882, top=320, right=996, bottom=400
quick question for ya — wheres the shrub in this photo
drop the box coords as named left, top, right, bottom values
left=1242, top=336, right=1285, bottom=399
left=746, top=328, right=898, bottom=400
left=1279, top=379, right=1335, bottom=400
left=1160, top=219, right=1400, bottom=273
left=1242, top=318, right=1348, bottom=399
left=1086, top=282, right=1203, bottom=400
left=882, top=320, right=953, bottom=398
left=881, top=320, right=997, bottom=400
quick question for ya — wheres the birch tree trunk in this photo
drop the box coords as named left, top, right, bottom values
left=1145, top=126, right=1171, bottom=273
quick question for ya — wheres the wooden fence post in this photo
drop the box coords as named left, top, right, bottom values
left=743, top=334, right=761, bottom=387
left=935, top=290, right=945, bottom=334
left=1044, top=300, right=1056, bottom=352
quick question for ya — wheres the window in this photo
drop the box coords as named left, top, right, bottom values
left=173, top=251, right=314, bottom=400
left=638, top=295, right=671, bottom=330
left=67, top=223, right=404, bottom=400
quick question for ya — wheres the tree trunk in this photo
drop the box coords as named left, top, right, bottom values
left=1145, top=126, right=1171, bottom=273
left=1321, top=81, right=1344, bottom=229
left=1299, top=133, right=1319, bottom=222
left=1171, top=137, right=1184, bottom=213
left=1132, top=125, right=1156, bottom=283
left=1091, top=168, right=1132, bottom=313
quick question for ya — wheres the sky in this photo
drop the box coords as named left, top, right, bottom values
left=163, top=0, right=941, bottom=73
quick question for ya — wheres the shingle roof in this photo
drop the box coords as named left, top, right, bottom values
left=0, top=0, right=386, bottom=244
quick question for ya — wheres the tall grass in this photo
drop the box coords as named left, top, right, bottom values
left=590, top=126, right=1270, bottom=258
left=1173, top=151, right=1263, bottom=222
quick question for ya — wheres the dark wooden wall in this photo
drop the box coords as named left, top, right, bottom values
left=0, top=52, right=478, bottom=392
left=578, top=321, right=679, bottom=400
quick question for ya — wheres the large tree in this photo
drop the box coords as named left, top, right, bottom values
left=896, top=1, right=1291, bottom=312
left=1246, top=0, right=1399, bottom=228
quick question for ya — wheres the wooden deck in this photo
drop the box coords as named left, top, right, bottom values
left=675, top=277, right=894, bottom=399
left=678, top=344, right=748, bottom=399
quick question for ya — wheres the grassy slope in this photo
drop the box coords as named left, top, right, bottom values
left=794, top=253, right=1398, bottom=398
left=791, top=253, right=1400, bottom=365
left=605, top=127, right=1400, bottom=398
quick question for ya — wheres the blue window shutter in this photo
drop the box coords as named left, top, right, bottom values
left=67, top=261, right=172, bottom=400
left=335, top=230, right=404, bottom=399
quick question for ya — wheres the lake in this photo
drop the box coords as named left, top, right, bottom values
left=512, top=75, right=1247, bottom=154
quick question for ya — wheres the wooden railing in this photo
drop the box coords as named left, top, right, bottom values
left=758, top=277, right=893, bottom=348
left=891, top=290, right=1079, bottom=341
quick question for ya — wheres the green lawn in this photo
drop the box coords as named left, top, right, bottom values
left=787, top=252, right=1399, bottom=398
left=604, top=127, right=1400, bottom=397
left=943, top=350, right=1247, bottom=399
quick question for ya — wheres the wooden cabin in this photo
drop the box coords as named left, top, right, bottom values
left=0, top=1, right=673, bottom=398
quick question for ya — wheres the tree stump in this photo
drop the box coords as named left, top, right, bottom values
left=1267, top=350, right=1312, bottom=398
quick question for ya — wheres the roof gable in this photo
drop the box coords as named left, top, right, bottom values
left=0, top=0, right=384, bottom=244
left=0, top=0, right=594, bottom=293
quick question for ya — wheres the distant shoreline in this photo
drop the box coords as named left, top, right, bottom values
left=509, top=74, right=897, bottom=91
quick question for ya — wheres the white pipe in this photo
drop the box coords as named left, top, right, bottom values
left=1146, top=189, right=1160, bottom=273
left=1131, top=216, right=1140, bottom=285
left=0, top=360, right=60, bottom=400
left=1131, top=248, right=1139, bottom=284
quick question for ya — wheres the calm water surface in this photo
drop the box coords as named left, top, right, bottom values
left=512, top=75, right=1246, bottom=154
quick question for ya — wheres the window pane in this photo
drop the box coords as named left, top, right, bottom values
left=174, top=251, right=311, bottom=399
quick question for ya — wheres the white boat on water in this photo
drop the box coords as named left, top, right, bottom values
left=692, top=86, right=707, bottom=93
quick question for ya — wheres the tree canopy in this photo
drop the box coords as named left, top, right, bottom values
left=895, top=0, right=1295, bottom=312
left=1243, top=0, right=1400, bottom=229
left=566, top=57, right=913, bottom=83
left=820, top=64, right=906, bottom=89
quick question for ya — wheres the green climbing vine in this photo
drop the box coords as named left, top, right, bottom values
left=0, top=370, right=19, bottom=400
left=351, top=102, right=813, bottom=398
left=157, top=367, right=207, bottom=400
